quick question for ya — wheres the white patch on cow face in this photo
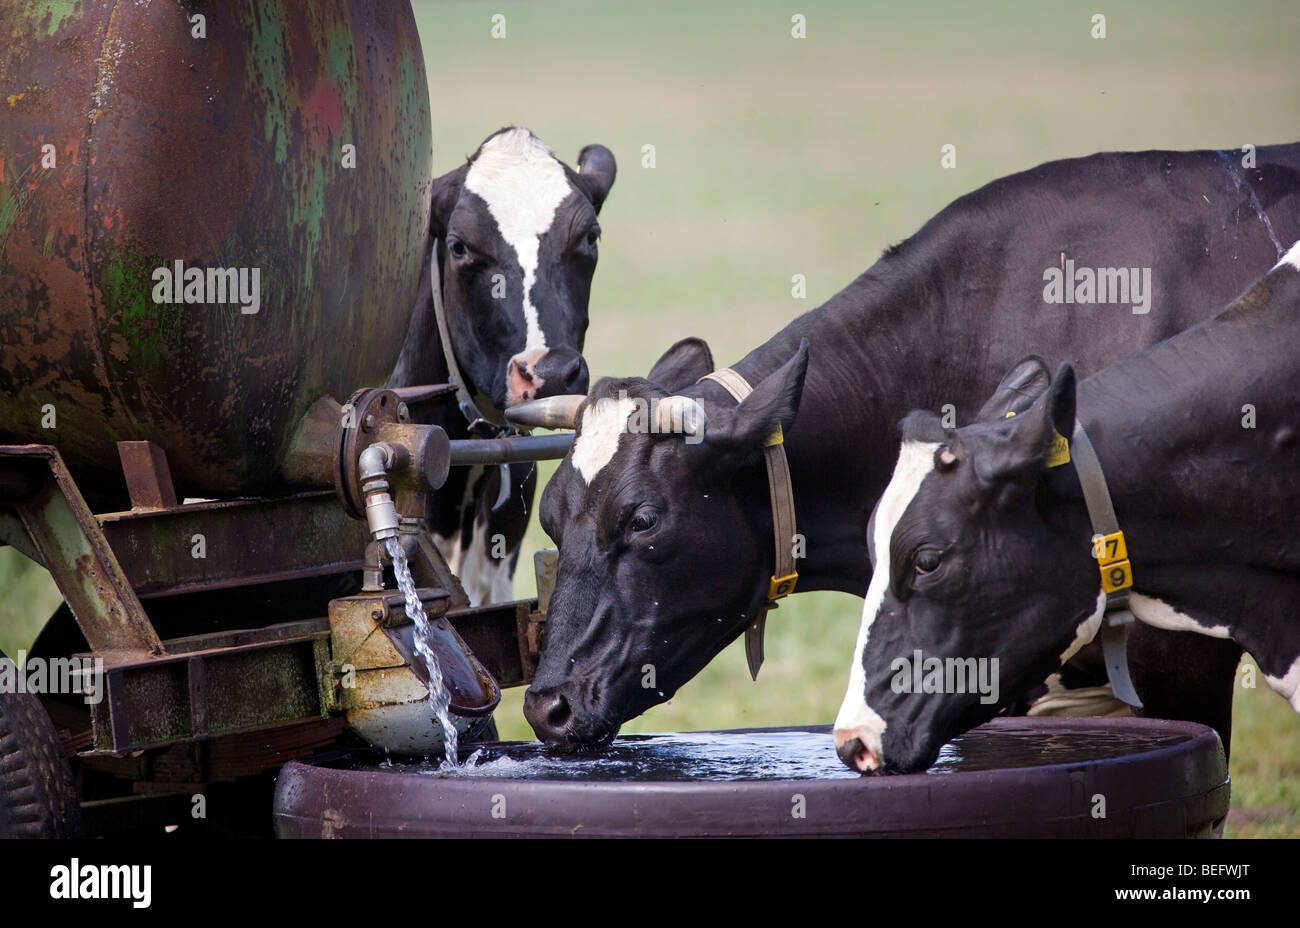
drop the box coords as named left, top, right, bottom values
left=570, top=396, right=640, bottom=485
left=464, top=128, right=573, bottom=356
left=833, top=440, right=940, bottom=761
left=1129, top=593, right=1231, bottom=638
left=1265, top=655, right=1300, bottom=712
left=1059, top=591, right=1107, bottom=664
left=1272, top=238, right=1300, bottom=272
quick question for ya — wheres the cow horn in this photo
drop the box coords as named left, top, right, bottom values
left=654, top=395, right=707, bottom=437
left=505, top=394, right=586, bottom=430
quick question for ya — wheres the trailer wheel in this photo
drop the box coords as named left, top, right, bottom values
left=0, top=651, right=82, bottom=837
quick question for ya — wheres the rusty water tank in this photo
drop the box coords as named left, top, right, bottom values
left=0, top=1, right=432, bottom=500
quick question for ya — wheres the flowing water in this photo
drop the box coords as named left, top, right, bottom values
left=384, top=536, right=464, bottom=767
left=331, top=724, right=1192, bottom=782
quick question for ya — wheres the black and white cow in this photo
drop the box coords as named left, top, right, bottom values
left=513, top=143, right=1300, bottom=747
left=389, top=127, right=615, bottom=604
left=834, top=242, right=1300, bottom=774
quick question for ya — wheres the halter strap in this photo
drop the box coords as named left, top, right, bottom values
left=430, top=239, right=515, bottom=508
left=430, top=239, right=509, bottom=431
left=1053, top=420, right=1144, bottom=708
left=699, top=368, right=798, bottom=680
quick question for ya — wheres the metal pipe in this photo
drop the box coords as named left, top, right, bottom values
left=359, top=443, right=400, bottom=541
left=447, top=434, right=574, bottom=466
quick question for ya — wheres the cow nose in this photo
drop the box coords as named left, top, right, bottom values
left=533, top=348, right=589, bottom=398
left=523, top=685, right=574, bottom=742
left=833, top=728, right=881, bottom=773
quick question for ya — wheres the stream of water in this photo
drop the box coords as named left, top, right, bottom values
left=384, top=536, right=464, bottom=768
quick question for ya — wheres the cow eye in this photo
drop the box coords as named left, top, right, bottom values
left=914, top=550, right=941, bottom=575
left=586, top=229, right=600, bottom=247
left=629, top=508, right=659, bottom=534
left=449, top=239, right=468, bottom=259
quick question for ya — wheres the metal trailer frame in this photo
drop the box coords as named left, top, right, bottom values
left=0, top=430, right=563, bottom=834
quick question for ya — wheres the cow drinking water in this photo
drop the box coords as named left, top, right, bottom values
left=833, top=243, right=1300, bottom=774
left=508, top=143, right=1300, bottom=747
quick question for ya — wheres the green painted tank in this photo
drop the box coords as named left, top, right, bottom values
left=0, top=0, right=432, bottom=500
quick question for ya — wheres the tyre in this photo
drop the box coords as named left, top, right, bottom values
left=0, top=649, right=82, bottom=837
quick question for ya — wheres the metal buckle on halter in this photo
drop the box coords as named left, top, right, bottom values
left=768, top=572, right=798, bottom=601
left=465, top=414, right=515, bottom=440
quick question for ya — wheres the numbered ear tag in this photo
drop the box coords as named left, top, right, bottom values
left=1045, top=428, right=1071, bottom=468
left=1006, top=412, right=1071, bottom=468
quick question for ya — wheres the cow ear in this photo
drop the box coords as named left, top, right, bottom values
left=709, top=338, right=809, bottom=451
left=975, top=363, right=1076, bottom=484
left=976, top=356, right=1051, bottom=422
left=648, top=337, right=715, bottom=392
left=1047, top=363, right=1077, bottom=441
left=575, top=144, right=616, bottom=214
left=429, top=163, right=469, bottom=239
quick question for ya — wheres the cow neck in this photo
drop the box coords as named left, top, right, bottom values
left=1044, top=261, right=1300, bottom=674
left=719, top=267, right=945, bottom=596
left=1074, top=264, right=1299, bottom=575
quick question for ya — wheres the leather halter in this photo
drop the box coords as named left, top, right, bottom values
left=698, top=368, right=799, bottom=680
left=430, top=238, right=516, bottom=509
left=429, top=238, right=511, bottom=433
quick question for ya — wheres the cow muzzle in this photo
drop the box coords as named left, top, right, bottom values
left=523, top=681, right=614, bottom=747
left=507, top=348, right=589, bottom=406
left=833, top=726, right=882, bottom=773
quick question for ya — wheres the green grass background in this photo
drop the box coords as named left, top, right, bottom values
left=3, top=0, right=1297, bottom=836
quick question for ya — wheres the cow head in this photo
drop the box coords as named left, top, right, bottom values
left=517, top=337, right=810, bottom=746
left=833, top=360, right=1107, bottom=775
left=431, top=127, right=616, bottom=411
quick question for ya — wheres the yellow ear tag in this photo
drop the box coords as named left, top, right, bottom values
left=1045, top=428, right=1071, bottom=468
left=1006, top=411, right=1070, bottom=467
left=765, top=423, right=784, bottom=447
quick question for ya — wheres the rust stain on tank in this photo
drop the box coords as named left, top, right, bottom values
left=0, top=1, right=433, bottom=502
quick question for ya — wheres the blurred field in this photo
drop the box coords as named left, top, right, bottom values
left=3, top=0, right=1297, bottom=836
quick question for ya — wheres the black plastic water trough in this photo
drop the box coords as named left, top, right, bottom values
left=272, top=717, right=1229, bottom=838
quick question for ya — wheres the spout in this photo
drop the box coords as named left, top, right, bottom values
left=359, top=443, right=401, bottom=541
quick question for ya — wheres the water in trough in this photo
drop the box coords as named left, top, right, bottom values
left=334, top=725, right=1193, bottom=781
left=275, top=720, right=1227, bottom=836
